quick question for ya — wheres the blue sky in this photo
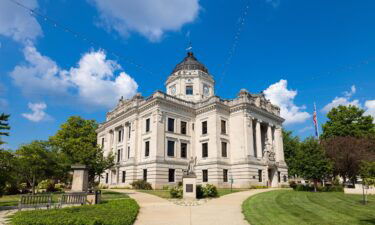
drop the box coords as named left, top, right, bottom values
left=1, top=0, right=375, bottom=149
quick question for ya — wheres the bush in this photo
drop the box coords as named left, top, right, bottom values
left=11, top=198, right=139, bottom=225
left=131, top=180, right=152, bottom=190
left=289, top=181, right=297, bottom=189
left=295, top=184, right=314, bottom=192
left=5, top=183, right=20, bottom=195
left=196, top=185, right=204, bottom=199
left=322, top=185, right=344, bottom=192
left=249, top=185, right=268, bottom=189
left=169, top=186, right=183, bottom=198
left=203, top=184, right=218, bottom=197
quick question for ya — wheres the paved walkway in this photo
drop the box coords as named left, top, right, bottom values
left=0, top=209, right=16, bottom=225
left=116, top=188, right=274, bottom=225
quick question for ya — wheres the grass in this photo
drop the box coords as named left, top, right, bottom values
left=138, top=188, right=248, bottom=199
left=242, top=190, right=375, bottom=225
left=10, top=198, right=139, bottom=225
left=0, top=190, right=127, bottom=207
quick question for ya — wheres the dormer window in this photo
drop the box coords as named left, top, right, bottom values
left=186, top=86, right=193, bottom=95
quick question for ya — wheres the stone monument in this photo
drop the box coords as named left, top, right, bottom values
left=71, top=164, right=89, bottom=192
left=183, top=157, right=197, bottom=200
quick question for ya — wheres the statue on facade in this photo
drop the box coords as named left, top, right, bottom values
left=186, top=156, right=197, bottom=175
left=264, top=138, right=275, bottom=161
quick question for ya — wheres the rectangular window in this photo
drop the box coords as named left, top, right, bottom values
left=105, top=173, right=109, bottom=184
left=283, top=175, right=287, bottom=182
left=143, top=169, right=147, bottom=181
left=117, top=149, right=121, bottom=162
left=202, top=169, right=208, bottom=182
left=127, top=146, right=130, bottom=159
left=202, top=121, right=207, bottom=135
left=128, top=125, right=131, bottom=138
left=118, top=130, right=123, bottom=142
left=181, top=121, right=187, bottom=134
left=167, top=140, right=175, bottom=157
left=168, top=169, right=175, bottom=182
left=223, top=169, right=228, bottom=182
left=181, top=143, right=187, bottom=158
left=258, top=170, right=262, bottom=182
left=221, top=120, right=227, bottom=134
left=221, top=142, right=227, bottom=157
left=186, top=85, right=193, bottom=95
left=146, top=118, right=150, bottom=132
left=101, top=138, right=105, bottom=147
left=168, top=118, right=175, bottom=132
left=278, top=171, right=281, bottom=183
left=122, top=171, right=126, bottom=183
left=202, top=143, right=208, bottom=158
left=145, top=141, right=150, bottom=157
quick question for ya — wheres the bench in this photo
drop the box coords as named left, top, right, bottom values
left=18, top=194, right=52, bottom=211
left=57, top=193, right=87, bottom=208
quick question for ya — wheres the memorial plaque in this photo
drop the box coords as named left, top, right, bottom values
left=186, top=184, right=193, bottom=192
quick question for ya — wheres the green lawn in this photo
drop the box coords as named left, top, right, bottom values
left=242, top=190, right=375, bottom=225
left=10, top=198, right=139, bottom=225
left=139, top=188, right=248, bottom=199
left=0, top=190, right=127, bottom=207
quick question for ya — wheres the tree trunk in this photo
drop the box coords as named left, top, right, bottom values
left=313, top=179, right=318, bottom=192
left=31, top=174, right=35, bottom=195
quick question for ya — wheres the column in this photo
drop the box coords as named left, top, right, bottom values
left=255, top=120, right=262, bottom=158
left=267, top=124, right=272, bottom=144
left=247, top=116, right=254, bottom=157
left=276, top=127, right=285, bottom=161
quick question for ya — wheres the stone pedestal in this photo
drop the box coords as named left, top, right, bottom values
left=183, top=173, right=197, bottom=200
left=71, top=165, right=89, bottom=192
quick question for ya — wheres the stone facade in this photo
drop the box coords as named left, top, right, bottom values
left=97, top=52, right=288, bottom=189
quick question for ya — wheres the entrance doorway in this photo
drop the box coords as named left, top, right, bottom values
left=268, top=168, right=277, bottom=187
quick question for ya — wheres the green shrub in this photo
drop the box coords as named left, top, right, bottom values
left=294, top=184, right=314, bottom=191
left=249, top=185, right=268, bottom=189
left=280, top=184, right=290, bottom=188
left=11, top=199, right=139, bottom=225
left=162, top=185, right=169, bottom=190
left=131, top=180, right=152, bottom=190
left=322, top=185, right=344, bottom=192
left=289, top=181, right=297, bottom=189
left=169, top=186, right=183, bottom=198
left=196, top=185, right=204, bottom=199
left=203, top=184, right=218, bottom=197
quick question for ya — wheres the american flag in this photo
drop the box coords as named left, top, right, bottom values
left=313, top=103, right=319, bottom=138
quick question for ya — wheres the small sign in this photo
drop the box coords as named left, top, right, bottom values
left=186, top=184, right=193, bottom=192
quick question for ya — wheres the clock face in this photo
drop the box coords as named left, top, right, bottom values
left=170, top=85, right=176, bottom=95
left=203, top=85, right=210, bottom=96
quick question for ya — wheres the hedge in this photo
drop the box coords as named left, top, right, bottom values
left=10, top=199, right=139, bottom=225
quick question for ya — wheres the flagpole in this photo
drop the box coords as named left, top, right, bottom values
left=313, top=102, right=320, bottom=139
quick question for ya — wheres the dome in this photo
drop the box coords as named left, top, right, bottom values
left=172, top=52, right=208, bottom=73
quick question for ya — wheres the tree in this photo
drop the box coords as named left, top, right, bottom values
left=0, top=149, right=15, bottom=196
left=0, top=113, right=10, bottom=146
left=322, top=137, right=375, bottom=185
left=282, top=129, right=301, bottom=177
left=359, top=161, right=375, bottom=204
left=297, top=137, right=332, bottom=192
left=16, top=141, right=58, bottom=194
left=321, top=105, right=375, bottom=139
left=49, top=116, right=114, bottom=185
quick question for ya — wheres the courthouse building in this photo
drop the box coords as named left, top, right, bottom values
left=97, top=52, right=288, bottom=189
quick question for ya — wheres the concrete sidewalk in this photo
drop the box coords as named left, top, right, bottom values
left=116, top=188, right=273, bottom=225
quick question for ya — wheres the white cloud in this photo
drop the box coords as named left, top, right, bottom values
left=298, top=126, right=313, bottom=134
left=322, top=85, right=361, bottom=112
left=264, top=79, right=311, bottom=125
left=22, top=102, right=51, bottom=122
left=11, top=45, right=138, bottom=108
left=63, top=50, right=138, bottom=108
left=90, top=0, right=200, bottom=41
left=11, top=44, right=71, bottom=96
left=364, top=100, right=375, bottom=119
left=0, top=0, right=42, bottom=43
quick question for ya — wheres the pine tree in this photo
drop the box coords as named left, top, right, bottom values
left=0, top=113, right=10, bottom=146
